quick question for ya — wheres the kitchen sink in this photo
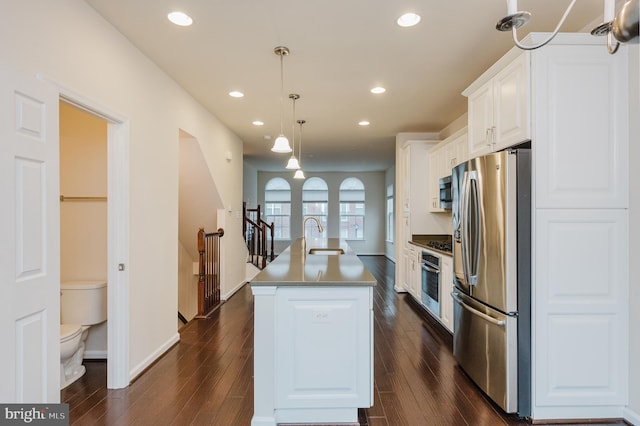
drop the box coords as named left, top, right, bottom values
left=307, top=248, right=345, bottom=255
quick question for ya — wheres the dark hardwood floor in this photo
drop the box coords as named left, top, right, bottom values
left=62, top=256, right=624, bottom=426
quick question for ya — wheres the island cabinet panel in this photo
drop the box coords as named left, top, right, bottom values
left=275, top=287, right=372, bottom=410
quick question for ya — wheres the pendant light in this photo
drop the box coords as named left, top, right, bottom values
left=294, top=119, right=306, bottom=179
left=271, top=46, right=292, bottom=153
left=286, top=94, right=300, bottom=169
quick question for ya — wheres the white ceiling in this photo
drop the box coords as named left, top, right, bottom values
left=84, top=0, right=606, bottom=172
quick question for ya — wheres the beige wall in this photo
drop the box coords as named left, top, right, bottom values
left=59, top=101, right=108, bottom=358
left=178, top=241, right=198, bottom=321
left=2, top=0, right=247, bottom=379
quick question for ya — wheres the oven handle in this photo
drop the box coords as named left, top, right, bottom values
left=451, top=293, right=505, bottom=327
left=421, top=264, right=439, bottom=274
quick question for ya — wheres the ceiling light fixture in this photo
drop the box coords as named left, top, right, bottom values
left=497, top=0, right=639, bottom=54
left=294, top=120, right=306, bottom=179
left=358, top=120, right=370, bottom=126
left=397, top=13, right=421, bottom=27
left=371, top=86, right=386, bottom=94
left=271, top=46, right=293, bottom=153
left=286, top=94, right=301, bottom=169
left=252, top=120, right=264, bottom=126
left=229, top=91, right=244, bottom=98
left=167, top=11, right=193, bottom=27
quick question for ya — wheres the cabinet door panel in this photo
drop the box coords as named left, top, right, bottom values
left=276, top=287, right=371, bottom=408
left=467, top=80, right=494, bottom=158
left=493, top=52, right=530, bottom=151
left=533, top=46, right=628, bottom=209
left=534, top=209, right=627, bottom=407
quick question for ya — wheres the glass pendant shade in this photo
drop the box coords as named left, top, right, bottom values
left=286, top=155, right=299, bottom=169
left=271, top=134, right=292, bottom=153
left=294, top=169, right=305, bottom=179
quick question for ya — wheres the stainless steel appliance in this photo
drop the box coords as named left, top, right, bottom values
left=451, top=149, right=531, bottom=416
left=420, top=251, right=440, bottom=316
left=438, top=175, right=453, bottom=210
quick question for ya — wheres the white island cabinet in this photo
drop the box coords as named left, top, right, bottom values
left=250, top=238, right=375, bottom=426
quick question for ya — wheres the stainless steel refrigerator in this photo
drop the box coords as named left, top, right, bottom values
left=451, top=149, right=531, bottom=416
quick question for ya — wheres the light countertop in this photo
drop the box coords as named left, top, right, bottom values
left=250, top=238, right=377, bottom=287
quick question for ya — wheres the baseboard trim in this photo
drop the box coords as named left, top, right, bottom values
left=623, top=406, right=640, bottom=425
left=128, top=332, right=180, bottom=382
left=83, top=350, right=107, bottom=360
left=222, top=280, right=247, bottom=301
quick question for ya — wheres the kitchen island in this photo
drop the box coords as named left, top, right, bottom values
left=250, top=238, right=376, bottom=426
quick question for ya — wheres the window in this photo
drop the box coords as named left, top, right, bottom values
left=302, top=177, right=328, bottom=238
left=265, top=177, right=291, bottom=240
left=339, top=177, right=365, bottom=240
left=386, top=184, right=394, bottom=242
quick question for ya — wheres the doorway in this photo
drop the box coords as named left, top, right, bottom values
left=59, top=93, right=130, bottom=390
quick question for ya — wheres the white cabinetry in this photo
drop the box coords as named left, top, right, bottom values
left=528, top=36, right=629, bottom=421
left=465, top=52, right=530, bottom=159
left=395, top=137, right=439, bottom=292
left=439, top=255, right=453, bottom=333
left=465, top=33, right=630, bottom=421
left=428, top=128, right=467, bottom=213
left=275, top=287, right=373, bottom=413
left=407, top=245, right=421, bottom=299
left=533, top=209, right=627, bottom=413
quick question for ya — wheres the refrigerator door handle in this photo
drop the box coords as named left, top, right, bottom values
left=452, top=292, right=505, bottom=327
left=461, top=170, right=479, bottom=286
left=468, top=173, right=480, bottom=285
left=460, top=172, right=470, bottom=285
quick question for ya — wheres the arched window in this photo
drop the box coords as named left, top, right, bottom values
left=339, top=177, right=365, bottom=240
left=302, top=177, right=328, bottom=238
left=265, top=177, right=291, bottom=240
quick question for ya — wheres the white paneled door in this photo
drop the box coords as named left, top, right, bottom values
left=0, top=64, right=60, bottom=402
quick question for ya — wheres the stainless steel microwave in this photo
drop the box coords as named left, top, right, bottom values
left=439, top=175, right=452, bottom=210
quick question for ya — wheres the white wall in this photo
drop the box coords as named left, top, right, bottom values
left=1, top=0, right=247, bottom=381
left=257, top=171, right=386, bottom=255
left=627, top=43, right=640, bottom=424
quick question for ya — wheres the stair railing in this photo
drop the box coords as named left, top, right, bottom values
left=243, top=202, right=274, bottom=269
left=196, top=227, right=224, bottom=318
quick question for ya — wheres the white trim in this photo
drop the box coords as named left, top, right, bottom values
left=624, top=406, right=640, bottom=426
left=532, top=405, right=625, bottom=421
left=129, top=333, right=180, bottom=381
left=83, top=351, right=107, bottom=360
left=37, top=74, right=131, bottom=390
left=222, top=280, right=247, bottom=301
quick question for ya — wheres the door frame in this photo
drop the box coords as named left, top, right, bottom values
left=46, top=75, right=130, bottom=389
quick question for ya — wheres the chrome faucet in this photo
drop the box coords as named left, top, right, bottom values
left=303, top=216, right=323, bottom=238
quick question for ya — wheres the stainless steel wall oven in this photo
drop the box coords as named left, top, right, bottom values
left=421, top=251, right=440, bottom=316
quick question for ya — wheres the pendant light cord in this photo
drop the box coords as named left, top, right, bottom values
left=511, top=0, right=577, bottom=50
left=279, top=54, right=285, bottom=135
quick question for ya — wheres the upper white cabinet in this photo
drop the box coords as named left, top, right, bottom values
left=395, top=136, right=439, bottom=292
left=533, top=43, right=628, bottom=209
left=428, top=128, right=467, bottom=213
left=465, top=52, right=531, bottom=158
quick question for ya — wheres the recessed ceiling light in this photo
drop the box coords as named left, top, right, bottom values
left=168, top=11, right=193, bottom=27
left=229, top=91, right=244, bottom=98
left=397, top=12, right=421, bottom=27
left=252, top=120, right=264, bottom=126
left=371, top=87, right=386, bottom=94
left=358, top=121, right=370, bottom=126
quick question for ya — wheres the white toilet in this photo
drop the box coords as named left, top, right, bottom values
left=60, top=280, right=107, bottom=389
